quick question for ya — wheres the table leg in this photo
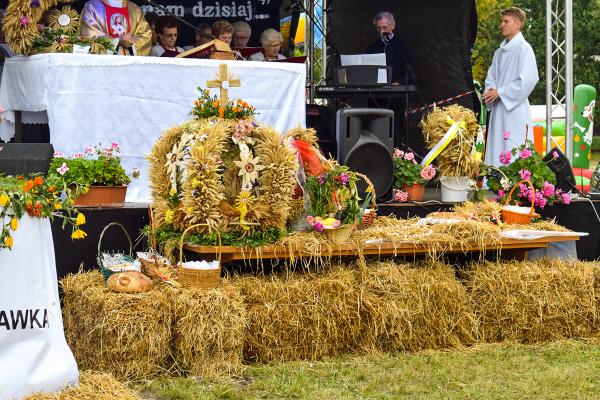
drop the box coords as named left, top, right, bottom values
left=14, top=111, right=23, bottom=143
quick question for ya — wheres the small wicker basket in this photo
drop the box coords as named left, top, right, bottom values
left=177, top=223, right=221, bottom=290
left=96, top=222, right=137, bottom=280
left=138, top=207, right=178, bottom=285
left=501, top=180, right=538, bottom=224
left=356, top=172, right=378, bottom=230
left=324, top=222, right=356, bottom=243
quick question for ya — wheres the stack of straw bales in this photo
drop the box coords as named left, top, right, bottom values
left=24, top=371, right=142, bottom=400
left=170, top=283, right=247, bottom=377
left=61, top=272, right=173, bottom=380
left=468, top=259, right=596, bottom=343
left=235, top=267, right=363, bottom=362
left=360, top=261, right=477, bottom=352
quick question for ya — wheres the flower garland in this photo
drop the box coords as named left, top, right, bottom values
left=0, top=174, right=85, bottom=250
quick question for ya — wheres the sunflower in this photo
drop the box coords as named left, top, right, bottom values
left=234, top=152, right=264, bottom=188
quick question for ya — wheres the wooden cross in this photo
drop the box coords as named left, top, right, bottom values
left=206, top=63, right=241, bottom=104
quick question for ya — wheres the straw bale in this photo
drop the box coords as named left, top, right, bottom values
left=61, top=272, right=173, bottom=380
left=592, top=262, right=600, bottom=332
left=24, top=371, right=141, bottom=400
left=468, top=259, right=596, bottom=343
left=235, top=267, right=363, bottom=362
left=360, top=261, right=476, bottom=352
left=170, top=283, right=247, bottom=377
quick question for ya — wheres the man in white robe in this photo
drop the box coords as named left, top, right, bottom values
left=483, top=7, right=539, bottom=167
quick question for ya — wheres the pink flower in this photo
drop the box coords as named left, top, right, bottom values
left=519, top=148, right=533, bottom=159
left=552, top=151, right=559, bottom=159
left=518, top=183, right=531, bottom=199
left=72, top=152, right=84, bottom=159
left=393, top=149, right=404, bottom=159
left=394, top=189, right=409, bottom=202
left=56, top=162, right=69, bottom=175
left=53, top=151, right=65, bottom=158
left=313, top=222, right=324, bottom=232
left=111, top=142, right=120, bottom=150
left=404, top=152, right=415, bottom=161
left=20, top=16, right=29, bottom=26
left=499, top=151, right=512, bottom=165
left=541, top=181, right=555, bottom=197
left=561, top=193, right=571, bottom=204
left=519, top=169, right=531, bottom=181
left=306, top=215, right=315, bottom=225
left=534, top=192, right=547, bottom=208
left=84, top=146, right=94, bottom=155
left=420, top=164, right=436, bottom=180
left=503, top=130, right=511, bottom=140
left=497, top=189, right=505, bottom=200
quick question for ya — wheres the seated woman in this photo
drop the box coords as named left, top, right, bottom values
left=150, top=16, right=183, bottom=57
left=211, top=20, right=234, bottom=46
left=248, top=29, right=287, bottom=61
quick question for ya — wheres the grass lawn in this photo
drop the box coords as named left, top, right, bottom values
left=138, top=339, right=600, bottom=400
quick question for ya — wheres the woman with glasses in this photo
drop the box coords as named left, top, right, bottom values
left=248, top=29, right=286, bottom=61
left=150, top=15, right=183, bottom=57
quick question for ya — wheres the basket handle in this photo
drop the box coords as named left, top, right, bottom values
left=178, top=223, right=222, bottom=268
left=504, top=179, right=536, bottom=216
left=355, top=172, right=378, bottom=211
left=97, top=222, right=133, bottom=258
left=147, top=206, right=158, bottom=259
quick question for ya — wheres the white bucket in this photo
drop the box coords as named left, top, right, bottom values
left=440, top=176, right=470, bottom=202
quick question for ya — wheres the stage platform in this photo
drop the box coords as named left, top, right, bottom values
left=50, top=191, right=600, bottom=279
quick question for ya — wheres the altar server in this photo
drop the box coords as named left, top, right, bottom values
left=483, top=7, right=539, bottom=167
left=80, top=0, right=152, bottom=56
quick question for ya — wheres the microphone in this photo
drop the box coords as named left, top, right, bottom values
left=285, top=1, right=301, bottom=12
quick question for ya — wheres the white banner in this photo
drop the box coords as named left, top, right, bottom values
left=0, top=215, right=78, bottom=399
left=0, top=54, right=306, bottom=202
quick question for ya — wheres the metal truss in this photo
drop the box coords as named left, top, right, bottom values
left=546, top=0, right=573, bottom=159
left=305, top=0, right=327, bottom=103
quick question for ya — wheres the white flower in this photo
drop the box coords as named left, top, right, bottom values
left=56, top=162, right=69, bottom=175
left=234, top=152, right=264, bottom=187
left=501, top=177, right=511, bottom=191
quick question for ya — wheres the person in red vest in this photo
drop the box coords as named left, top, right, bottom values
left=150, top=16, right=184, bottom=57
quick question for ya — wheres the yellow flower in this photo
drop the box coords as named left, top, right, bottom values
left=169, top=186, right=177, bottom=196
left=165, top=209, right=174, bottom=223
left=54, top=202, right=63, bottom=210
left=10, top=217, right=18, bottom=231
left=4, top=235, right=13, bottom=248
left=71, top=229, right=87, bottom=239
left=75, top=213, right=86, bottom=226
left=0, top=193, right=9, bottom=207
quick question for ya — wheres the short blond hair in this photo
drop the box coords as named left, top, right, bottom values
left=501, top=7, right=526, bottom=26
left=211, top=20, right=234, bottom=37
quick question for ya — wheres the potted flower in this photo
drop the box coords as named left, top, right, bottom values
left=48, top=143, right=131, bottom=207
left=478, top=137, right=571, bottom=209
left=393, top=149, right=436, bottom=202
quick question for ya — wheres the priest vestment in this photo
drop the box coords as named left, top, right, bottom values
left=484, top=32, right=538, bottom=167
left=80, top=0, right=152, bottom=56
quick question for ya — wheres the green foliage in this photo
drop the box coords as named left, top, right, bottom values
left=191, top=88, right=256, bottom=120
left=150, top=224, right=286, bottom=248
left=48, top=144, right=131, bottom=190
left=393, top=151, right=436, bottom=187
left=304, top=163, right=361, bottom=225
left=31, top=28, right=114, bottom=54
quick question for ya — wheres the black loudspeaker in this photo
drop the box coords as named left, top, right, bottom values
left=336, top=108, right=394, bottom=201
left=0, top=143, right=54, bottom=176
left=542, top=147, right=577, bottom=193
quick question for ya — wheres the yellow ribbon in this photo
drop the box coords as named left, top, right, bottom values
left=421, top=116, right=464, bottom=166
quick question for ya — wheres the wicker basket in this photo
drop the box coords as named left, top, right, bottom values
left=96, top=222, right=137, bottom=280
left=356, top=172, right=378, bottom=230
left=177, top=224, right=221, bottom=290
left=138, top=207, right=178, bottom=285
left=324, top=221, right=356, bottom=243
left=501, top=180, right=538, bottom=224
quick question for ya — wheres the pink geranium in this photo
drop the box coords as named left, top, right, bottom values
left=56, top=162, right=69, bottom=175
left=393, top=149, right=404, bottom=159
left=404, top=152, right=415, bottom=161
left=53, top=151, right=65, bottom=158
left=111, top=142, right=120, bottom=150
left=313, top=222, right=324, bottom=232
left=541, top=181, right=555, bottom=197
left=420, top=164, right=436, bottom=181
left=561, top=193, right=571, bottom=204
left=519, top=148, right=533, bottom=159
left=519, top=183, right=531, bottom=199
left=503, top=130, right=511, bottom=140
left=552, top=151, right=559, bottom=159
left=72, top=152, right=84, bottom=159
left=534, top=192, right=547, bottom=208
left=499, top=151, right=512, bottom=165
left=84, top=146, right=94, bottom=155
left=497, top=189, right=505, bottom=200
left=519, top=169, right=531, bottom=181
left=394, top=189, right=409, bottom=202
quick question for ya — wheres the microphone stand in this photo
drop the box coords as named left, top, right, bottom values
left=384, top=33, right=427, bottom=154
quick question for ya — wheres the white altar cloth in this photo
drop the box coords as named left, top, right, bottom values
left=0, top=215, right=79, bottom=399
left=0, top=54, right=306, bottom=201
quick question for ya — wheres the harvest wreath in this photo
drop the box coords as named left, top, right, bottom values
left=149, top=89, right=298, bottom=235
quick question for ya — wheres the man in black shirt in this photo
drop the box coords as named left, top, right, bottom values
left=365, top=11, right=411, bottom=147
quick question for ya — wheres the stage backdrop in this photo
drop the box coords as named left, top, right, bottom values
left=328, top=0, right=479, bottom=155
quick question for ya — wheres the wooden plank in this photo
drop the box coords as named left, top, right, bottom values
left=184, top=235, right=580, bottom=262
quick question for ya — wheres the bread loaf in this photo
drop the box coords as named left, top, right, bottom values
left=107, top=271, right=153, bottom=293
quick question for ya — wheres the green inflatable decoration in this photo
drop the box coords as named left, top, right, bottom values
left=572, top=84, right=596, bottom=169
